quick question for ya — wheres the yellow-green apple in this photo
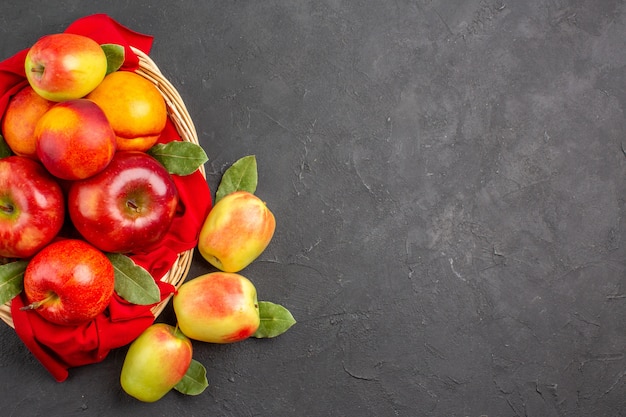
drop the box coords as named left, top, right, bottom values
left=67, top=151, right=178, bottom=253
left=0, top=156, right=64, bottom=258
left=198, top=191, right=275, bottom=272
left=21, top=239, right=115, bottom=326
left=173, top=272, right=260, bottom=343
left=1, top=85, right=54, bottom=159
left=24, top=33, right=107, bottom=101
left=120, top=323, right=193, bottom=402
left=35, top=98, right=116, bottom=180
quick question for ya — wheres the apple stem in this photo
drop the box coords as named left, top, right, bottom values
left=173, top=323, right=185, bottom=338
left=126, top=200, right=140, bottom=212
left=0, top=203, right=14, bottom=214
left=20, top=292, right=57, bottom=311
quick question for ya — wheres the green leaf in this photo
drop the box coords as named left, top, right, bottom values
left=101, top=43, right=125, bottom=75
left=106, top=253, right=160, bottom=305
left=174, top=359, right=209, bottom=396
left=215, top=155, right=258, bottom=203
left=147, top=142, right=209, bottom=176
left=0, top=134, right=13, bottom=159
left=252, top=301, right=296, bottom=338
left=0, top=261, right=27, bottom=305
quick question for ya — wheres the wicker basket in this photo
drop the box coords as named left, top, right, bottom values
left=0, top=46, right=205, bottom=328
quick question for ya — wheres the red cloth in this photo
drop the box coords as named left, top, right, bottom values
left=2, top=14, right=212, bottom=382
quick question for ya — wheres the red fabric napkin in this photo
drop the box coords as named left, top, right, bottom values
left=1, top=14, right=212, bottom=382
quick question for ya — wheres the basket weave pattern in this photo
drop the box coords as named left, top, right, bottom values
left=0, top=46, right=204, bottom=328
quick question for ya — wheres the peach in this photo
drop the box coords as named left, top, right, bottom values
left=86, top=71, right=167, bottom=151
left=1, top=85, right=54, bottom=159
left=35, top=99, right=116, bottom=180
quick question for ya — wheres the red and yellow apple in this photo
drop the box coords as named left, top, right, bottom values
left=21, top=239, right=115, bottom=326
left=198, top=191, right=275, bottom=272
left=120, top=323, right=193, bottom=402
left=24, top=33, right=107, bottom=101
left=0, top=156, right=64, bottom=258
left=67, top=151, right=178, bottom=253
left=1, top=85, right=54, bottom=158
left=173, top=272, right=260, bottom=343
left=35, top=98, right=116, bottom=180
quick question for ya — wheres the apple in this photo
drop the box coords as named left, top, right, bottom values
left=198, top=191, right=275, bottom=272
left=24, top=33, right=107, bottom=102
left=0, top=156, right=64, bottom=258
left=67, top=151, right=179, bottom=253
left=173, top=272, right=260, bottom=343
left=1, top=85, right=54, bottom=159
left=21, top=239, right=115, bottom=326
left=34, top=99, right=116, bottom=180
left=120, top=323, right=193, bottom=402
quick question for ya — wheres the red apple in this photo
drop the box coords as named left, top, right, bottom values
left=67, top=151, right=179, bottom=253
left=198, top=191, right=275, bottom=272
left=0, top=156, right=64, bottom=258
left=35, top=99, right=117, bottom=180
left=173, top=272, right=260, bottom=343
left=1, top=85, right=54, bottom=159
left=120, top=323, right=193, bottom=402
left=24, top=33, right=107, bottom=102
left=21, top=239, right=115, bottom=326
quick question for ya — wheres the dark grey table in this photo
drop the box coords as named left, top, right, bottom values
left=1, top=1, right=625, bottom=416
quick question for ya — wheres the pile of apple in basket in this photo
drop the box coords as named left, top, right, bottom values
left=0, top=33, right=295, bottom=401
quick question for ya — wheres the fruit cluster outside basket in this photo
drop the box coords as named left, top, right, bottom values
left=0, top=46, right=204, bottom=328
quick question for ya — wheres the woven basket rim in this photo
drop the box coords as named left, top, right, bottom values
left=0, top=46, right=205, bottom=328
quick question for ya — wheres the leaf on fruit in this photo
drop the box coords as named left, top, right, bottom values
left=106, top=253, right=160, bottom=305
left=101, top=43, right=125, bottom=75
left=147, top=142, right=209, bottom=176
left=252, top=301, right=296, bottom=338
left=0, top=261, right=27, bottom=305
left=215, top=155, right=258, bottom=203
left=174, top=359, right=209, bottom=396
left=0, top=134, right=13, bottom=159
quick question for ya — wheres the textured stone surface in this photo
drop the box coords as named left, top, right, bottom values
left=1, top=1, right=625, bottom=415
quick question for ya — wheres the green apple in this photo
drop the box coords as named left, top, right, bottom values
left=173, top=272, right=260, bottom=343
left=120, top=323, right=193, bottom=402
left=25, top=33, right=107, bottom=101
left=198, top=191, right=275, bottom=272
